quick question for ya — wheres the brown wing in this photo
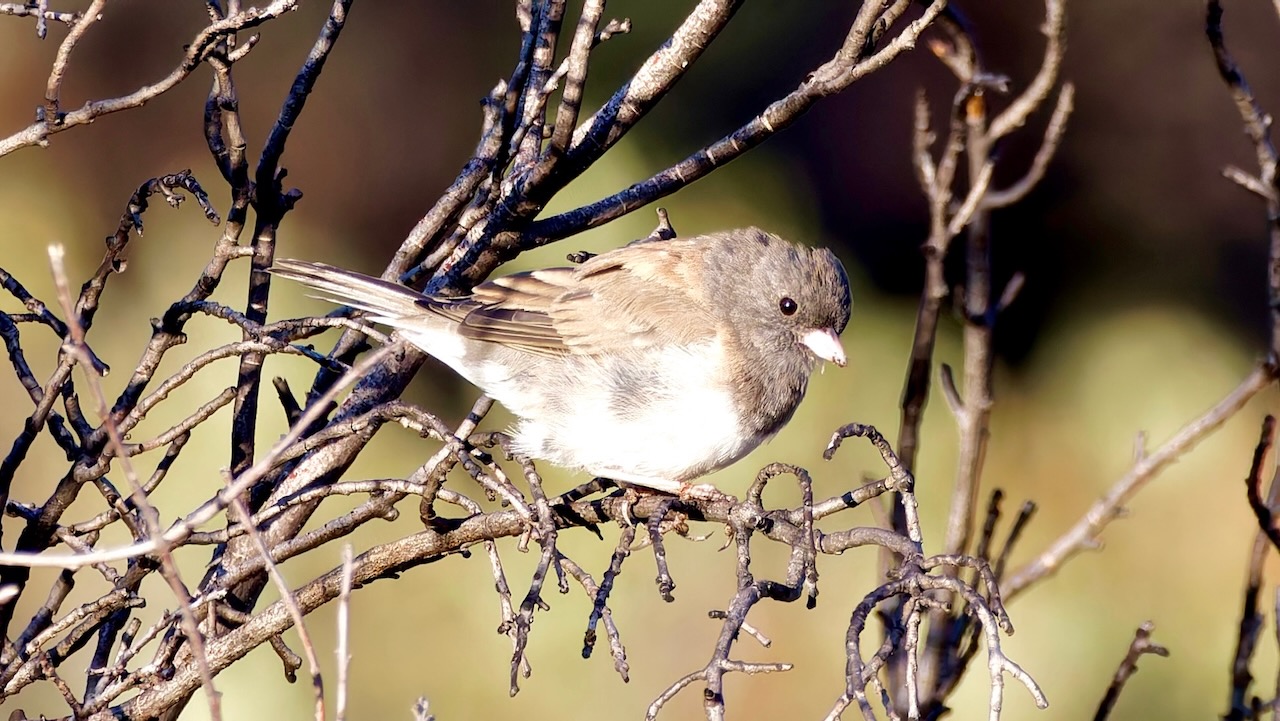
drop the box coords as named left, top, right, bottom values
left=416, top=239, right=719, bottom=355
left=416, top=269, right=571, bottom=353
left=554, top=239, right=719, bottom=352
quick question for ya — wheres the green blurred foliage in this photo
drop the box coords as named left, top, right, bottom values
left=2, top=2, right=1280, bottom=720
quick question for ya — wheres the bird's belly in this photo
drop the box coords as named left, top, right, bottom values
left=510, top=343, right=757, bottom=482
left=562, top=387, right=750, bottom=482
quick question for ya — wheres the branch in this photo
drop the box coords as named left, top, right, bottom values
left=1227, top=416, right=1280, bottom=720
left=1093, top=622, right=1168, bottom=721
left=522, top=0, right=946, bottom=246
left=0, top=2, right=82, bottom=38
left=1004, top=363, right=1276, bottom=598
left=1206, top=0, right=1280, bottom=359
left=0, top=1, right=298, bottom=157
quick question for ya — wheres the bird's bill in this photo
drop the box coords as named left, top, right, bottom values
left=801, top=328, right=847, bottom=367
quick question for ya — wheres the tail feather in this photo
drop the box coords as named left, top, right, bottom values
left=270, top=259, right=426, bottom=321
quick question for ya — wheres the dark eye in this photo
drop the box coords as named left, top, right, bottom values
left=779, top=297, right=798, bottom=316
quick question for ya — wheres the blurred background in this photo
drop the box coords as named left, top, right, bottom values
left=3, top=1, right=1280, bottom=719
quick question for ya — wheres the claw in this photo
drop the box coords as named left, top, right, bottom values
left=617, top=487, right=640, bottom=527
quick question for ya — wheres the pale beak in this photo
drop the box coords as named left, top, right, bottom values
left=801, top=328, right=847, bottom=367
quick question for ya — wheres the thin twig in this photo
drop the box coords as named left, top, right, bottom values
left=47, top=245, right=223, bottom=721
left=1228, top=417, right=1280, bottom=720
left=336, top=544, right=354, bottom=721
left=1093, top=622, right=1168, bottom=721
left=0, top=0, right=298, bottom=157
left=1005, top=363, right=1276, bottom=598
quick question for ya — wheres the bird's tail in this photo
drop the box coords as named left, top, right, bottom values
left=269, top=259, right=427, bottom=323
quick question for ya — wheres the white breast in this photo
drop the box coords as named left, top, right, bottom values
left=508, top=339, right=757, bottom=485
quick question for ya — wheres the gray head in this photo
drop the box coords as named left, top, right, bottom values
left=699, top=227, right=852, bottom=366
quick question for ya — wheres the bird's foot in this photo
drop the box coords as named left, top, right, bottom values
left=677, top=482, right=731, bottom=503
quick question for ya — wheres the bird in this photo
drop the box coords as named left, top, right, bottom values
left=270, top=227, right=851, bottom=499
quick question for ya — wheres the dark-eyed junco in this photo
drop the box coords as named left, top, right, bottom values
left=271, top=228, right=851, bottom=498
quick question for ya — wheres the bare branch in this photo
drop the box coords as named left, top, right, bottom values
left=521, top=0, right=948, bottom=246
left=984, top=83, right=1075, bottom=209
left=1227, top=417, right=1280, bottom=720
left=0, top=1, right=299, bottom=157
left=1207, top=0, right=1280, bottom=358
left=0, top=2, right=82, bottom=37
left=335, top=544, right=354, bottom=721
left=1094, top=622, right=1168, bottom=721
left=1005, top=364, right=1276, bottom=598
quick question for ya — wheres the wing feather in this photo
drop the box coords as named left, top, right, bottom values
left=276, top=238, right=721, bottom=357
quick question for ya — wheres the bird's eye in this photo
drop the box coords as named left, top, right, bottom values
left=779, top=297, right=798, bottom=316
